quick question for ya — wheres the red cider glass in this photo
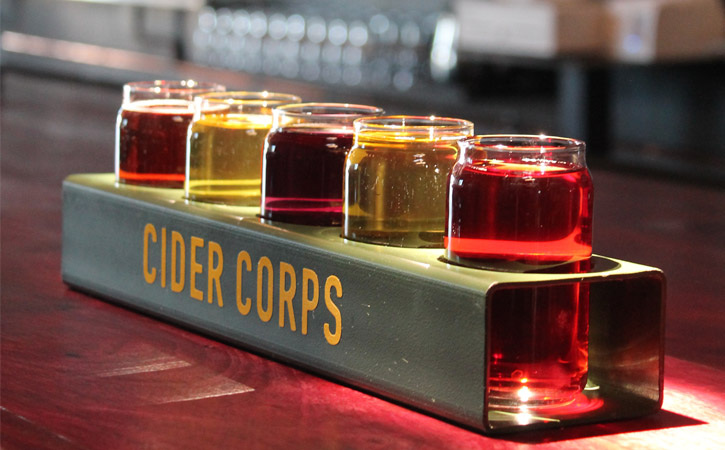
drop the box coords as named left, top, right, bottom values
left=115, top=80, right=225, bottom=188
left=445, top=135, right=594, bottom=410
left=445, top=135, right=593, bottom=264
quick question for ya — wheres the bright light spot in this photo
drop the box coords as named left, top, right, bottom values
left=515, top=409, right=533, bottom=425
left=517, top=385, right=531, bottom=403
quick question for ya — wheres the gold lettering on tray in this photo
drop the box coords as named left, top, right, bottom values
left=142, top=223, right=343, bottom=345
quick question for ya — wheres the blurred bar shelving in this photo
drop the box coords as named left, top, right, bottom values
left=2, top=0, right=724, bottom=184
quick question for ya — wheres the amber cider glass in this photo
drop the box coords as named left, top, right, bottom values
left=445, top=135, right=593, bottom=410
left=261, top=103, right=384, bottom=225
left=343, top=116, right=473, bottom=247
left=116, top=80, right=225, bottom=188
left=185, top=91, right=301, bottom=205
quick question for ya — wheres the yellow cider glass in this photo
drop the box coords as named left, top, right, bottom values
left=344, top=116, right=473, bottom=247
left=186, top=91, right=301, bottom=205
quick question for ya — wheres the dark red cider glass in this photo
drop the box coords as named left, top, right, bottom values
left=260, top=103, right=383, bottom=226
left=262, top=128, right=353, bottom=226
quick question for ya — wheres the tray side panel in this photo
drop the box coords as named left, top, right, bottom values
left=61, top=179, right=488, bottom=430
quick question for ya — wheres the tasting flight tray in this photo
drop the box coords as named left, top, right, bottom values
left=61, top=173, right=665, bottom=434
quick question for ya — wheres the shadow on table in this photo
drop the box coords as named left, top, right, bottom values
left=498, top=409, right=705, bottom=444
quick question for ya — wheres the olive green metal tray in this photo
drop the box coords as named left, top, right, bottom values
left=61, top=173, right=665, bottom=434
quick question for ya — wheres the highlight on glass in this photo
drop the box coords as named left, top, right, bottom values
left=185, top=91, right=301, bottom=205
left=260, top=103, right=384, bottom=226
left=445, top=134, right=594, bottom=264
left=116, top=80, right=225, bottom=188
left=343, top=115, right=473, bottom=247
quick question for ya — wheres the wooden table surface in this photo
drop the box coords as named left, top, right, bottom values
left=2, top=70, right=724, bottom=449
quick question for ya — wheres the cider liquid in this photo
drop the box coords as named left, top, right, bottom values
left=261, top=127, right=352, bottom=226
left=344, top=137, right=458, bottom=247
left=186, top=114, right=272, bottom=205
left=445, top=161, right=593, bottom=263
left=116, top=99, right=194, bottom=188
left=488, top=274, right=590, bottom=409
left=444, top=159, right=593, bottom=408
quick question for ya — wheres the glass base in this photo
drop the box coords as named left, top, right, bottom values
left=343, top=230, right=443, bottom=248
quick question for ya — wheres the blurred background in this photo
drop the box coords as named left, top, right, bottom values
left=2, top=0, right=724, bottom=184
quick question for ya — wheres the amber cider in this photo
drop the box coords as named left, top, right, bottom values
left=344, top=115, right=473, bottom=248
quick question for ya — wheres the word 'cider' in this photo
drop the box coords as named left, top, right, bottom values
left=117, top=99, right=194, bottom=187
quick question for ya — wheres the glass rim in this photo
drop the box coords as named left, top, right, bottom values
left=195, top=91, right=301, bottom=106
left=124, top=80, right=225, bottom=94
left=354, top=115, right=474, bottom=132
left=273, top=102, right=384, bottom=119
left=353, top=115, right=473, bottom=142
left=462, top=134, right=585, bottom=152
